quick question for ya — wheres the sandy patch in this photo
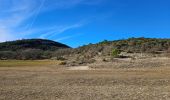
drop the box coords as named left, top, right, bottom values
left=68, top=66, right=90, bottom=70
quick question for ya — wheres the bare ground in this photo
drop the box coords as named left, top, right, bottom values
left=1, top=58, right=170, bottom=100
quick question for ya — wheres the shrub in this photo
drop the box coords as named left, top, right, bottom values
left=58, top=61, right=67, bottom=65
left=111, top=49, right=121, bottom=57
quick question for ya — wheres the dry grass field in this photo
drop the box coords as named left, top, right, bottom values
left=1, top=59, right=170, bottom=100
left=0, top=60, right=61, bottom=67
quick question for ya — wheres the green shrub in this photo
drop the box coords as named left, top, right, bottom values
left=111, top=49, right=121, bottom=57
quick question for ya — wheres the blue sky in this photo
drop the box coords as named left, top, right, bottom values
left=0, top=0, right=170, bottom=47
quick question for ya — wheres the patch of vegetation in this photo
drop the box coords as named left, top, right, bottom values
left=111, top=49, right=121, bottom=57
left=0, top=39, right=70, bottom=51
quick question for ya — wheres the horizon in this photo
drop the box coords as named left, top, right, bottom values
left=1, top=37, right=170, bottom=48
left=0, top=0, right=170, bottom=48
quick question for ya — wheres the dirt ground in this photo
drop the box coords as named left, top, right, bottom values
left=1, top=59, right=170, bottom=100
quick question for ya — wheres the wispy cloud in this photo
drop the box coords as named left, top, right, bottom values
left=26, top=0, right=46, bottom=32
left=0, top=0, right=41, bottom=41
left=43, top=0, right=105, bottom=10
left=0, top=0, right=104, bottom=42
left=55, top=33, right=83, bottom=42
left=39, top=23, right=83, bottom=39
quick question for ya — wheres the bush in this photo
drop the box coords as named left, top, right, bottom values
left=111, top=49, right=121, bottom=57
left=59, top=61, right=67, bottom=65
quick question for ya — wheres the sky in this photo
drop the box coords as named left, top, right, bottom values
left=0, top=0, right=170, bottom=47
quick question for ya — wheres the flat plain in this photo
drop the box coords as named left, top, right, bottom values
left=1, top=60, right=170, bottom=100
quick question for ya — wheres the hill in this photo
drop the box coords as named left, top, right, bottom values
left=51, top=37, right=170, bottom=66
left=75, top=37, right=170, bottom=55
left=1, top=37, right=170, bottom=60
left=0, top=39, right=70, bottom=51
left=0, top=39, right=70, bottom=60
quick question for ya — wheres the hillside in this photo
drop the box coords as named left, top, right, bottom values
left=75, top=37, right=170, bottom=55
left=0, top=39, right=70, bottom=51
left=0, top=39, right=70, bottom=60
left=1, top=37, right=170, bottom=60
left=53, top=37, right=170, bottom=66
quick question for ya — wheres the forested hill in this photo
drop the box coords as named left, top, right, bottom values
left=0, top=39, right=70, bottom=51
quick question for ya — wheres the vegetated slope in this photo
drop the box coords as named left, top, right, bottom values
left=0, top=39, right=70, bottom=60
left=0, top=39, right=70, bottom=51
left=1, top=37, right=170, bottom=60
left=52, top=37, right=170, bottom=66
left=74, top=37, right=170, bottom=56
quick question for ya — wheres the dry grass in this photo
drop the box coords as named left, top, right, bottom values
left=1, top=59, right=170, bottom=100
left=0, top=60, right=60, bottom=67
